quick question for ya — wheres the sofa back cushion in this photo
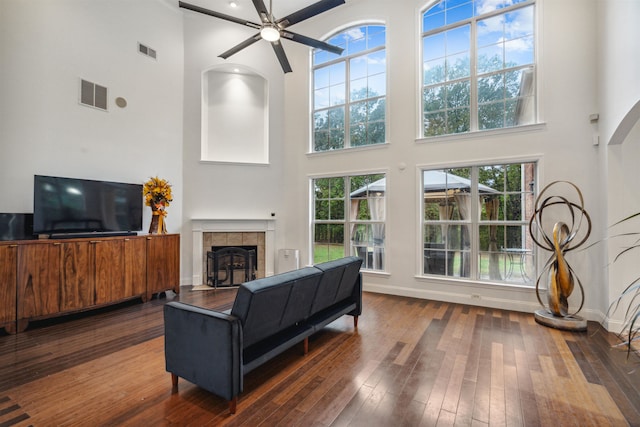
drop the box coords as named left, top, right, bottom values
left=311, top=256, right=363, bottom=314
left=231, top=267, right=322, bottom=348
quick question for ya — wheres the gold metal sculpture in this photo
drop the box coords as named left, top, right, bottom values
left=529, top=181, right=591, bottom=331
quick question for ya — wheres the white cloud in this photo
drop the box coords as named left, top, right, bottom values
left=345, top=28, right=365, bottom=41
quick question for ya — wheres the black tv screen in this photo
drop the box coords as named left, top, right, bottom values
left=33, top=175, right=143, bottom=237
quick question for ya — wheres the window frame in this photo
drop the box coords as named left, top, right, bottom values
left=311, top=172, right=387, bottom=272
left=311, top=24, right=388, bottom=153
left=419, top=161, right=537, bottom=286
left=419, top=0, right=537, bottom=139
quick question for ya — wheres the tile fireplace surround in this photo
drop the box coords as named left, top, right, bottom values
left=191, top=218, right=276, bottom=286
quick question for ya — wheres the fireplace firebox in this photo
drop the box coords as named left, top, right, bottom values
left=206, top=245, right=257, bottom=287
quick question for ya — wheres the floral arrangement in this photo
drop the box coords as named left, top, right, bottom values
left=143, top=176, right=172, bottom=234
left=143, top=176, right=173, bottom=210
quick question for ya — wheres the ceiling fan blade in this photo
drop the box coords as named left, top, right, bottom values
left=271, top=41, right=293, bottom=73
left=277, top=0, right=345, bottom=28
left=281, top=30, right=344, bottom=55
left=219, top=33, right=262, bottom=59
left=251, top=0, right=271, bottom=24
left=179, top=1, right=261, bottom=30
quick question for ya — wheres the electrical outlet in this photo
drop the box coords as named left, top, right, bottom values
left=471, top=294, right=481, bottom=300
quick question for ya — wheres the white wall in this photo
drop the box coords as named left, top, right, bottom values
left=599, top=1, right=640, bottom=332
left=598, top=0, right=640, bottom=146
left=605, top=121, right=640, bottom=332
left=279, top=0, right=608, bottom=320
left=180, top=7, right=287, bottom=283
left=0, top=0, right=184, bottom=236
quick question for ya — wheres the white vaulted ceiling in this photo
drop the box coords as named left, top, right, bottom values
left=174, top=0, right=340, bottom=24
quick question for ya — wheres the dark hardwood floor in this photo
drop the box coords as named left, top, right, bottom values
left=0, top=288, right=638, bottom=426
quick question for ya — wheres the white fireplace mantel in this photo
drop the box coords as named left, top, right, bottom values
left=191, top=218, right=276, bottom=285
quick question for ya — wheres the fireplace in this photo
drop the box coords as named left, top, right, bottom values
left=207, top=245, right=257, bottom=287
left=191, top=218, right=276, bottom=286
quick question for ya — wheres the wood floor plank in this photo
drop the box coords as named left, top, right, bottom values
left=489, top=342, right=506, bottom=426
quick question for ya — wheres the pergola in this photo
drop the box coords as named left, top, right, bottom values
left=350, top=171, right=503, bottom=277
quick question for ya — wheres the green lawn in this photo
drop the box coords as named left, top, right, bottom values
left=314, top=243, right=345, bottom=264
left=313, top=244, right=532, bottom=283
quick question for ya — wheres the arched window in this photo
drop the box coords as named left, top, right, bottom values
left=312, top=25, right=386, bottom=152
left=421, top=0, right=536, bottom=137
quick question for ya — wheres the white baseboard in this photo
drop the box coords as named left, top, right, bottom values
left=364, top=282, right=539, bottom=313
left=363, top=283, right=611, bottom=329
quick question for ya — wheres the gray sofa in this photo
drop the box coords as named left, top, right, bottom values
left=163, top=256, right=363, bottom=413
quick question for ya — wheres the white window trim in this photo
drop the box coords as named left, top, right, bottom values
left=415, top=156, right=542, bottom=286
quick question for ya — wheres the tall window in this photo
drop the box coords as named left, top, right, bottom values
left=312, top=173, right=386, bottom=271
left=313, top=25, right=386, bottom=152
left=422, top=162, right=536, bottom=285
left=421, top=0, right=535, bottom=137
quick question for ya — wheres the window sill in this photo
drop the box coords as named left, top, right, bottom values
left=199, top=159, right=270, bottom=166
left=306, top=142, right=390, bottom=157
left=361, top=269, right=390, bottom=277
left=414, top=274, right=536, bottom=292
left=415, top=123, right=547, bottom=145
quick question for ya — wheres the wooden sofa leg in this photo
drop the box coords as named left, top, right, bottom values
left=229, top=397, right=237, bottom=414
left=303, top=337, right=309, bottom=355
left=354, top=315, right=359, bottom=329
left=171, top=373, right=178, bottom=393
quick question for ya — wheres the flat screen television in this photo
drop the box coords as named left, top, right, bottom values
left=33, top=175, right=143, bottom=238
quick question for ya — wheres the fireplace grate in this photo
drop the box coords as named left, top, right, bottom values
left=206, top=246, right=257, bottom=287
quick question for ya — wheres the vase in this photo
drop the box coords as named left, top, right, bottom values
left=149, top=206, right=167, bottom=234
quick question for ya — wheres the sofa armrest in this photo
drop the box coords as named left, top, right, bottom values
left=164, top=301, right=243, bottom=401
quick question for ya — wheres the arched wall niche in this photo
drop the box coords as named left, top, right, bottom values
left=608, top=99, right=640, bottom=146
left=201, top=64, right=269, bottom=164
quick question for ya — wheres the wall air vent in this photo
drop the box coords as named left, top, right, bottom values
left=138, top=42, right=157, bottom=60
left=80, top=79, right=108, bottom=111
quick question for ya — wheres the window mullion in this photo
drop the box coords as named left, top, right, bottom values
left=345, top=59, right=351, bottom=148
left=470, top=167, right=480, bottom=280
left=344, top=176, right=350, bottom=255
left=469, top=21, right=478, bottom=132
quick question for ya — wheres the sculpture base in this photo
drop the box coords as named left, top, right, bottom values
left=534, top=309, right=587, bottom=332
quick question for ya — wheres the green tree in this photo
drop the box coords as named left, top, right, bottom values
left=315, top=88, right=385, bottom=151
left=423, top=54, right=525, bottom=136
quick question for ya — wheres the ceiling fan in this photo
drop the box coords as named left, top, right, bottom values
left=179, top=0, right=346, bottom=73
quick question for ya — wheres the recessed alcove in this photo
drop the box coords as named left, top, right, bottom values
left=201, top=65, right=269, bottom=164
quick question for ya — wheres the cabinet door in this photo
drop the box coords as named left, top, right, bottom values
left=60, top=241, right=94, bottom=311
left=146, top=234, right=180, bottom=299
left=0, top=244, right=18, bottom=332
left=124, top=237, right=146, bottom=300
left=94, top=239, right=125, bottom=304
left=18, top=243, right=61, bottom=319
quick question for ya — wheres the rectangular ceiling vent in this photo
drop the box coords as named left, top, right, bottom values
left=80, top=79, right=108, bottom=111
left=138, top=42, right=157, bottom=60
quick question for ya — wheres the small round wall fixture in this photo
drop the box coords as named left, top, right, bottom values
left=115, top=97, right=127, bottom=108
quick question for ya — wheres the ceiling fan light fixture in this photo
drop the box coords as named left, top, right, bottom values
left=260, top=25, right=280, bottom=42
